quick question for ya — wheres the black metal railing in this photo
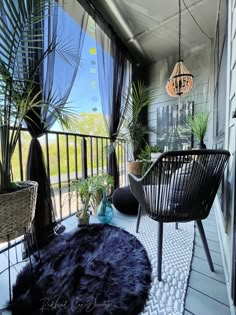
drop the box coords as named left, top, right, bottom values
left=12, top=128, right=127, bottom=221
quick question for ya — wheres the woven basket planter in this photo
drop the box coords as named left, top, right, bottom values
left=0, top=181, right=38, bottom=242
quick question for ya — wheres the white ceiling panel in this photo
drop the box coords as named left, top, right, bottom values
left=62, top=0, right=219, bottom=64
left=94, top=0, right=218, bottom=63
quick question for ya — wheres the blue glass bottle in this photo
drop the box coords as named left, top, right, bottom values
left=97, top=193, right=114, bottom=224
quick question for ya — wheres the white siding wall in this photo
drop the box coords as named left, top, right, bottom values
left=213, top=0, right=236, bottom=312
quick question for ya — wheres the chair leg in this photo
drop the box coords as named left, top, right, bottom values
left=136, top=204, right=142, bottom=233
left=196, top=220, right=214, bottom=272
left=158, top=222, right=163, bottom=281
left=175, top=222, right=178, bottom=230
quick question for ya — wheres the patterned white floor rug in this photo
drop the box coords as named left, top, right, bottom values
left=125, top=215, right=195, bottom=315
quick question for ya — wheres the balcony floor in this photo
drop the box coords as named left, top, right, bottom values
left=0, top=208, right=231, bottom=315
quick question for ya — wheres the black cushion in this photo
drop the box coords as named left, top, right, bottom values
left=169, top=161, right=205, bottom=210
left=112, top=186, right=139, bottom=215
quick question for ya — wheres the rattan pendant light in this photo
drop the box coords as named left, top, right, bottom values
left=166, top=0, right=194, bottom=97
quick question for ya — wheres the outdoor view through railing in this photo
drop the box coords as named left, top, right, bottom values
left=12, top=129, right=127, bottom=221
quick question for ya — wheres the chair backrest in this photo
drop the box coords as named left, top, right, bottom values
left=129, top=150, right=230, bottom=222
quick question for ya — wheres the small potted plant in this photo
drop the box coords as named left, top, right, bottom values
left=71, top=178, right=92, bottom=225
left=150, top=145, right=161, bottom=160
left=71, top=174, right=114, bottom=224
left=137, top=145, right=152, bottom=174
left=89, top=174, right=114, bottom=215
left=137, top=144, right=161, bottom=174
left=186, top=112, right=210, bottom=149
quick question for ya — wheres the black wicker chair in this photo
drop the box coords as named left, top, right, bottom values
left=128, top=149, right=230, bottom=281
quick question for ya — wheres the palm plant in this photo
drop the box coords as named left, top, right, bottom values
left=71, top=174, right=114, bottom=218
left=0, top=0, right=77, bottom=193
left=121, top=81, right=157, bottom=160
left=186, top=112, right=210, bottom=148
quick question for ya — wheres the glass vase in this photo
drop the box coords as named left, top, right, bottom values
left=97, top=194, right=114, bottom=224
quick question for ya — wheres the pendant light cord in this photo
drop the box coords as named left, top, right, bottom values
left=179, top=0, right=181, bottom=61
left=182, top=0, right=212, bottom=41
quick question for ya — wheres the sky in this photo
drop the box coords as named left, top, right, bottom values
left=60, top=10, right=102, bottom=114
left=69, top=25, right=102, bottom=114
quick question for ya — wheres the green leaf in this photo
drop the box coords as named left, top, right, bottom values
left=120, top=80, right=157, bottom=160
left=186, top=112, right=210, bottom=141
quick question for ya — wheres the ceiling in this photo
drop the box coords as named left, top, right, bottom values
left=88, top=0, right=219, bottom=64
left=61, top=0, right=219, bottom=64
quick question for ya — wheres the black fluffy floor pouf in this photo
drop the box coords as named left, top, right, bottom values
left=8, top=224, right=152, bottom=315
left=112, top=186, right=139, bottom=215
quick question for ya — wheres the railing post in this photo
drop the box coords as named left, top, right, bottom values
left=18, top=130, right=24, bottom=181
left=81, top=137, right=88, bottom=179
left=125, top=141, right=128, bottom=186
left=56, top=134, right=62, bottom=220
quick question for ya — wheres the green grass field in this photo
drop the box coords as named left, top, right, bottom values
left=12, top=132, right=125, bottom=182
left=11, top=113, right=126, bottom=182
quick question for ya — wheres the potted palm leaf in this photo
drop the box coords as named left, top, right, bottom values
left=71, top=179, right=92, bottom=225
left=0, top=0, right=77, bottom=214
left=89, top=174, right=114, bottom=215
left=71, top=174, right=114, bottom=224
left=186, top=112, right=210, bottom=149
left=120, top=81, right=157, bottom=176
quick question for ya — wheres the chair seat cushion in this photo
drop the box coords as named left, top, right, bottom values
left=170, top=162, right=195, bottom=208
left=143, top=184, right=169, bottom=212
left=169, top=160, right=213, bottom=211
left=142, top=184, right=196, bottom=221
